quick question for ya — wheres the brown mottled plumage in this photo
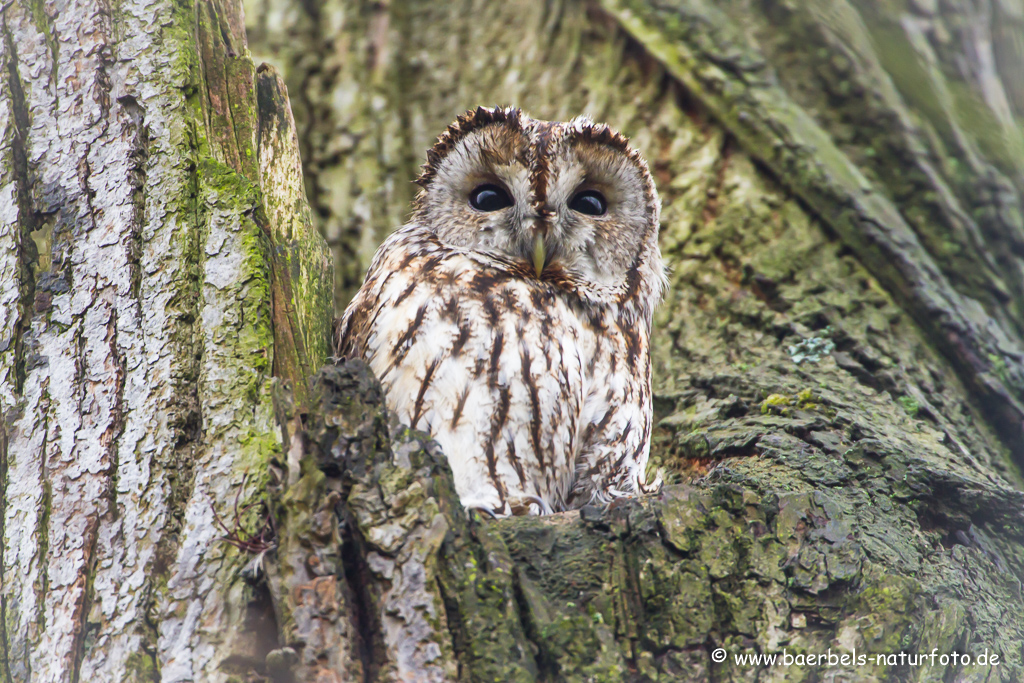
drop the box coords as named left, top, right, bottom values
left=335, top=106, right=666, bottom=516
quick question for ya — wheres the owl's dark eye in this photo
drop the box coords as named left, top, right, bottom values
left=469, top=184, right=513, bottom=212
left=569, top=190, right=607, bottom=216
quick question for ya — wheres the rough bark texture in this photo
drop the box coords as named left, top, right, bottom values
left=1, top=0, right=1023, bottom=682
left=0, top=1, right=330, bottom=681
left=245, top=0, right=1024, bottom=682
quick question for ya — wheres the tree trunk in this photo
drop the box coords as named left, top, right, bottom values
left=2, top=0, right=1024, bottom=682
left=0, top=0, right=331, bottom=680
left=247, top=0, right=1024, bottom=681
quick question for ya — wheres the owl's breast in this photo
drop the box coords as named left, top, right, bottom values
left=355, top=247, right=589, bottom=514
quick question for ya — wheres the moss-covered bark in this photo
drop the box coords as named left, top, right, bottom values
left=246, top=0, right=1024, bottom=681
left=0, top=0, right=330, bottom=680
left=274, top=358, right=1023, bottom=682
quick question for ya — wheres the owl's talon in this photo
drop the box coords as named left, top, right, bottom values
left=467, top=505, right=500, bottom=520
left=525, top=495, right=554, bottom=515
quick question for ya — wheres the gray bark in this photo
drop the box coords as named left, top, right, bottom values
left=0, top=1, right=330, bottom=681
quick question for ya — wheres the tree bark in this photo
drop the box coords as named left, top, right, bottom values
left=245, top=1, right=1024, bottom=682
left=1, top=0, right=1023, bottom=682
left=0, top=0, right=330, bottom=680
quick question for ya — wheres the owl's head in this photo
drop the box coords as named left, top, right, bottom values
left=412, top=106, right=665, bottom=316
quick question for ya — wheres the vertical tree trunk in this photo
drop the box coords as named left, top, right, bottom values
left=0, top=1, right=330, bottom=680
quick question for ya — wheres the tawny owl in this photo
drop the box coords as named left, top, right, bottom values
left=335, top=106, right=665, bottom=516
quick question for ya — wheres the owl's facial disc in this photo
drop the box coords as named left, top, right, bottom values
left=414, top=110, right=662, bottom=303
left=417, top=132, right=560, bottom=275
left=412, top=121, right=541, bottom=262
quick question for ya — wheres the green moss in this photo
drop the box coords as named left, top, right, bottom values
left=896, top=395, right=920, bottom=418
left=124, top=650, right=159, bottom=682
left=438, top=521, right=536, bottom=683
left=848, top=571, right=919, bottom=654
left=988, top=353, right=1010, bottom=386
left=761, top=393, right=793, bottom=415
left=168, top=0, right=208, bottom=154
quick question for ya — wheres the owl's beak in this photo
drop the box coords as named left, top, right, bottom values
left=532, top=231, right=546, bottom=277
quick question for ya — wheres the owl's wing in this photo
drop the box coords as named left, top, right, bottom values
left=333, top=228, right=418, bottom=361
left=333, top=293, right=371, bottom=360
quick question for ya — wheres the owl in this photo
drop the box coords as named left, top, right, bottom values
left=335, top=106, right=666, bottom=516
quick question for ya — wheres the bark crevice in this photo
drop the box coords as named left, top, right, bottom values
left=337, top=518, right=384, bottom=683
left=116, top=93, right=149, bottom=311
left=151, top=147, right=204, bottom=609
left=508, top=559, right=570, bottom=681
left=2, top=16, right=37, bottom=398
left=0, top=24, right=33, bottom=677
